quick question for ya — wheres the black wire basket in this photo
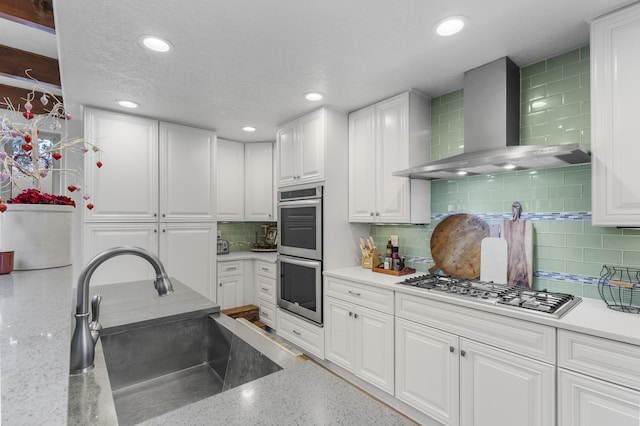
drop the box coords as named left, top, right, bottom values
left=598, top=265, right=640, bottom=313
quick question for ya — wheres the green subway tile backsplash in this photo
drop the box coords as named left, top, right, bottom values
left=217, top=222, right=276, bottom=252
left=370, top=46, right=639, bottom=300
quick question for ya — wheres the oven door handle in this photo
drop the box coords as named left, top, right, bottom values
left=278, top=255, right=321, bottom=269
left=278, top=198, right=322, bottom=208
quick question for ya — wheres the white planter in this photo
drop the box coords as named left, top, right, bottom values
left=0, top=204, right=74, bottom=270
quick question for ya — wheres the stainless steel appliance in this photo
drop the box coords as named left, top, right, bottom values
left=277, top=254, right=322, bottom=324
left=277, top=185, right=322, bottom=261
left=397, top=274, right=581, bottom=319
left=217, top=239, right=229, bottom=255
left=277, top=185, right=324, bottom=324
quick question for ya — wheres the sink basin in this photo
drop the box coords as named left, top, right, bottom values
left=100, top=314, right=282, bottom=425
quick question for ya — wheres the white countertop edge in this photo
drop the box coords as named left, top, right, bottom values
left=324, top=266, right=640, bottom=346
left=217, top=251, right=277, bottom=262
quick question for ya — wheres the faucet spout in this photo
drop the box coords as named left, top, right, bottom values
left=70, top=247, right=174, bottom=374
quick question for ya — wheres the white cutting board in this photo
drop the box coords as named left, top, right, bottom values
left=480, top=237, right=508, bottom=284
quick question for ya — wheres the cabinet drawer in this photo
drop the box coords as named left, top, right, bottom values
left=258, top=301, right=277, bottom=329
left=256, top=275, right=276, bottom=304
left=325, top=277, right=394, bottom=314
left=396, top=292, right=556, bottom=364
left=256, top=260, right=276, bottom=278
left=558, top=329, right=640, bottom=391
left=277, top=309, right=324, bottom=359
left=217, top=260, right=243, bottom=277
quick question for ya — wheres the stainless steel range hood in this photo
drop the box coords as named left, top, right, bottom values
left=394, top=57, right=591, bottom=180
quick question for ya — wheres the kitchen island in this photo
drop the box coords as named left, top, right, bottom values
left=0, top=266, right=415, bottom=425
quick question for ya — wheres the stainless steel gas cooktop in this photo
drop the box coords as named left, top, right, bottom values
left=397, top=274, right=581, bottom=319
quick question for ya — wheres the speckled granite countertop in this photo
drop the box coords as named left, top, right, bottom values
left=1, top=266, right=415, bottom=425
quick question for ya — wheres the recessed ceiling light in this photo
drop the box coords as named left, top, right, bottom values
left=456, top=171, right=468, bottom=176
left=435, top=15, right=468, bottom=36
left=138, top=35, right=173, bottom=52
left=116, top=100, right=139, bottom=109
left=305, top=92, right=324, bottom=101
left=242, top=126, right=256, bottom=132
left=502, top=164, right=517, bottom=170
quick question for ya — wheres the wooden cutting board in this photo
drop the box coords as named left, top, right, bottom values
left=501, top=219, right=533, bottom=288
left=430, top=214, right=490, bottom=279
left=480, top=237, right=508, bottom=284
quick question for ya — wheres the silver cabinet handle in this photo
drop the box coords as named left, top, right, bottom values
left=450, top=346, right=455, bottom=353
left=227, top=267, right=237, bottom=271
left=375, top=212, right=380, bottom=216
left=349, top=311, right=353, bottom=316
left=162, top=213, right=166, bottom=217
left=262, top=311, right=269, bottom=317
left=219, top=283, right=222, bottom=287
left=261, top=267, right=269, bottom=271
left=348, top=291, right=361, bottom=296
left=153, top=213, right=157, bottom=217
left=370, top=212, right=374, bottom=216
left=292, top=329, right=301, bottom=336
left=261, top=287, right=269, bottom=291
left=354, top=313, right=359, bottom=319
left=162, top=229, right=166, bottom=233
left=461, top=350, right=466, bottom=357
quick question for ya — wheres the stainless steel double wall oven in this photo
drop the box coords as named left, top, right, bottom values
left=277, top=185, right=323, bottom=324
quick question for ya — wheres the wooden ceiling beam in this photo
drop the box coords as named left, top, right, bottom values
left=0, top=0, right=55, bottom=33
left=0, top=83, right=62, bottom=114
left=0, top=44, right=60, bottom=88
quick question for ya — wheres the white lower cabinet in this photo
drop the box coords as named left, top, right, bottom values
left=394, top=292, right=555, bottom=426
left=158, top=223, right=217, bottom=301
left=557, top=329, right=640, bottom=425
left=216, top=261, right=244, bottom=310
left=255, top=260, right=277, bottom=329
left=395, top=317, right=459, bottom=425
left=324, top=277, right=394, bottom=394
left=83, top=222, right=217, bottom=301
left=325, top=296, right=394, bottom=394
left=277, top=308, right=324, bottom=358
left=458, top=338, right=555, bottom=426
left=83, top=223, right=159, bottom=286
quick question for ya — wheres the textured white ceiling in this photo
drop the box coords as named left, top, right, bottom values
left=47, top=0, right=633, bottom=142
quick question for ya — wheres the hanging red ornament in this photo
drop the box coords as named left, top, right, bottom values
left=24, top=134, right=32, bottom=143
left=0, top=204, right=6, bottom=213
left=86, top=203, right=94, bottom=210
left=67, top=185, right=77, bottom=192
left=22, top=111, right=34, bottom=120
left=52, top=153, right=62, bottom=160
left=96, top=161, right=103, bottom=168
left=21, top=143, right=32, bottom=151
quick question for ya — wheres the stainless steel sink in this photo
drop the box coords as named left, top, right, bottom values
left=100, top=314, right=282, bottom=425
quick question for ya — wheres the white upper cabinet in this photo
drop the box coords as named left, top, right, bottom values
left=276, top=108, right=326, bottom=187
left=244, top=142, right=274, bottom=221
left=349, top=91, right=431, bottom=224
left=159, top=122, right=216, bottom=222
left=591, top=3, right=640, bottom=226
left=84, top=108, right=216, bottom=223
left=84, top=108, right=159, bottom=222
left=216, top=139, right=245, bottom=221
left=216, top=140, right=274, bottom=221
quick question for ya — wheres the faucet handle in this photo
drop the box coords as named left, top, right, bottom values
left=89, top=294, right=102, bottom=343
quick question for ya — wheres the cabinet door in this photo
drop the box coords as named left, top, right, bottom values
left=459, top=339, right=555, bottom=426
left=591, top=4, right=640, bottom=226
left=245, top=142, right=274, bottom=221
left=348, top=106, right=377, bottom=222
left=216, top=139, right=245, bottom=221
left=558, top=369, right=640, bottom=426
left=375, top=93, right=411, bottom=223
left=354, top=305, right=394, bottom=394
left=276, top=121, right=298, bottom=187
left=218, top=274, right=243, bottom=310
left=297, top=108, right=325, bottom=184
left=160, top=122, right=216, bottom=222
left=84, top=108, right=158, bottom=222
left=83, top=223, right=159, bottom=286
left=395, top=318, right=459, bottom=426
left=324, top=297, right=355, bottom=371
left=159, top=222, right=216, bottom=301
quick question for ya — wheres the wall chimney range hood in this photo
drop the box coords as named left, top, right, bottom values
left=394, top=57, right=591, bottom=180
